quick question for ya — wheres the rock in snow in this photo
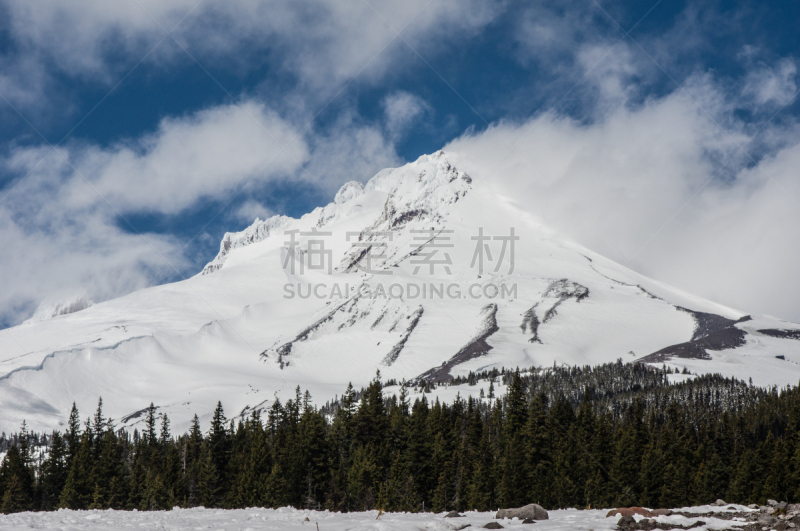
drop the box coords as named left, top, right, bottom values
left=758, top=514, right=779, bottom=526
left=495, top=504, right=548, bottom=520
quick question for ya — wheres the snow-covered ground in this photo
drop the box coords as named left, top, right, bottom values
left=0, top=505, right=756, bottom=531
left=1, top=151, right=799, bottom=434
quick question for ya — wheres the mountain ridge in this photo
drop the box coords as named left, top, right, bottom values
left=1, top=150, right=799, bottom=434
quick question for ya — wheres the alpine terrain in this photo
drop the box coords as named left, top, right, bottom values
left=1, top=151, right=799, bottom=433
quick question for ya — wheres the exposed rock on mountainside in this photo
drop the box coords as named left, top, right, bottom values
left=382, top=307, right=424, bottom=366
left=759, top=329, right=800, bottom=340
left=417, top=303, right=499, bottom=383
left=519, top=279, right=588, bottom=344
left=638, top=327, right=748, bottom=363
left=520, top=304, right=542, bottom=343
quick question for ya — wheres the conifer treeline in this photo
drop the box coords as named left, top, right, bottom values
left=0, top=363, right=799, bottom=514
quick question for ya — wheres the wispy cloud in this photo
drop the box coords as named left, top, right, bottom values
left=0, top=0, right=502, bottom=112
left=234, top=200, right=274, bottom=224
left=743, top=57, right=797, bottom=107
left=382, top=91, right=431, bottom=140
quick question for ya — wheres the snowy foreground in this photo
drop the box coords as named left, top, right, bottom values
left=0, top=504, right=754, bottom=530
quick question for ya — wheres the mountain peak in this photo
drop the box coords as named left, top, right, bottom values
left=201, top=214, right=292, bottom=275
left=2, top=150, right=800, bottom=434
left=334, top=181, right=364, bottom=204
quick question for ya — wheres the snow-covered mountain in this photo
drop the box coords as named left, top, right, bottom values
left=2, top=151, right=799, bottom=433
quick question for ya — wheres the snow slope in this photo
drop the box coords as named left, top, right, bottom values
left=1, top=151, right=799, bottom=433
left=0, top=505, right=757, bottom=531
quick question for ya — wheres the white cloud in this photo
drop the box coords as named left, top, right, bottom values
left=0, top=0, right=501, bottom=110
left=0, top=184, right=182, bottom=328
left=743, top=58, right=798, bottom=107
left=0, top=98, right=406, bottom=326
left=382, top=91, right=431, bottom=139
left=577, top=43, right=641, bottom=107
left=234, top=200, right=274, bottom=224
left=60, top=101, right=307, bottom=214
left=303, top=113, right=402, bottom=196
left=0, top=101, right=307, bottom=325
left=514, top=0, right=598, bottom=63
left=445, top=80, right=800, bottom=321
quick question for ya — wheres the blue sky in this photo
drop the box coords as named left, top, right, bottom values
left=1, top=0, right=800, bottom=327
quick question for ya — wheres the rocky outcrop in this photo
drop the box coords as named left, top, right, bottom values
left=759, top=329, right=800, bottom=340
left=27, top=294, right=93, bottom=322
left=368, top=151, right=471, bottom=233
left=417, top=303, right=499, bottom=383
left=495, top=503, right=548, bottom=521
left=519, top=279, right=589, bottom=344
left=543, top=278, right=589, bottom=302
left=382, top=307, right=424, bottom=366
left=201, top=214, right=291, bottom=274
left=520, top=304, right=542, bottom=343
left=676, top=308, right=739, bottom=341
left=637, top=326, right=747, bottom=363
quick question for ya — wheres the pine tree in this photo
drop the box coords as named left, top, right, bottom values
left=527, top=392, right=550, bottom=507
left=499, top=370, right=529, bottom=508
left=298, top=407, right=328, bottom=509
left=209, top=402, right=229, bottom=480
left=264, top=462, right=288, bottom=508
left=0, top=432, right=34, bottom=515
left=39, top=431, right=67, bottom=510
left=65, top=403, right=81, bottom=467
left=127, top=453, right=146, bottom=510
left=381, top=451, right=418, bottom=512
left=144, top=404, right=158, bottom=447
left=185, top=415, right=204, bottom=507
left=347, top=445, right=378, bottom=511
left=1, top=474, right=30, bottom=514
left=160, top=413, right=171, bottom=448
left=163, top=442, right=183, bottom=508
left=88, top=483, right=104, bottom=510
left=196, top=443, right=220, bottom=508
left=407, top=397, right=433, bottom=508
left=763, top=436, right=789, bottom=502
left=59, top=431, right=92, bottom=509
left=93, top=398, right=106, bottom=440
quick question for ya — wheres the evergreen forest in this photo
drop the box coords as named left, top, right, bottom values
left=0, top=361, right=797, bottom=514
